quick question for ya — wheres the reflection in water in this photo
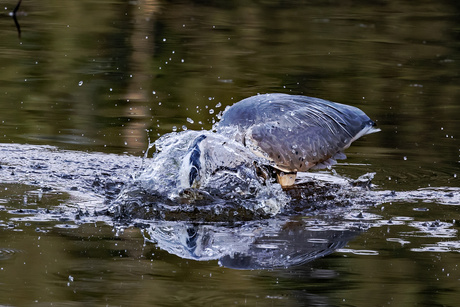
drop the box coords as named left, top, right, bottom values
left=12, top=0, right=22, bottom=38
left=122, top=0, right=158, bottom=151
left=143, top=219, right=360, bottom=269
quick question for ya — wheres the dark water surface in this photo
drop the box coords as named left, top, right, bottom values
left=1, top=0, right=460, bottom=306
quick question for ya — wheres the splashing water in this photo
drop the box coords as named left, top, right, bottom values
left=110, top=130, right=290, bottom=221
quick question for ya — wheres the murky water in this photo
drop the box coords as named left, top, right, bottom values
left=1, top=0, right=460, bottom=306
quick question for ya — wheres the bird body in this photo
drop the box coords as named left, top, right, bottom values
left=215, top=93, right=380, bottom=186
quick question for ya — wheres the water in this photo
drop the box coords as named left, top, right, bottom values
left=1, top=0, right=460, bottom=306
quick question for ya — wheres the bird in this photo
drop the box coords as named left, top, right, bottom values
left=214, top=93, right=380, bottom=187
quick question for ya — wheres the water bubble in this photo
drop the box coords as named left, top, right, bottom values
left=403, top=156, right=407, bottom=161
left=209, top=109, right=215, bottom=114
left=186, top=118, right=194, bottom=124
left=78, top=81, right=83, bottom=86
left=182, top=125, right=187, bottom=131
left=215, top=102, right=222, bottom=108
left=152, top=91, right=156, bottom=94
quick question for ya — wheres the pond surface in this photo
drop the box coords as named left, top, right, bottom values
left=1, top=0, right=460, bottom=306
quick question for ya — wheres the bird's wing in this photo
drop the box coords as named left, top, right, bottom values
left=246, top=123, right=346, bottom=172
left=218, top=94, right=379, bottom=172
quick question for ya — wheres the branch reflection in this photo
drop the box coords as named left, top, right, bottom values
left=12, top=0, right=22, bottom=38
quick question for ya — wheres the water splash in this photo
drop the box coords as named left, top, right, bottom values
left=1, top=143, right=460, bottom=269
left=111, top=130, right=290, bottom=220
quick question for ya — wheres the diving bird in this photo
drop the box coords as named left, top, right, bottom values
left=214, top=93, right=380, bottom=187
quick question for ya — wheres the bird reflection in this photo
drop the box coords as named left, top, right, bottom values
left=143, top=218, right=361, bottom=270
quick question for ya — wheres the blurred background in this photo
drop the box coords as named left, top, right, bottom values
left=1, top=0, right=459, bottom=191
